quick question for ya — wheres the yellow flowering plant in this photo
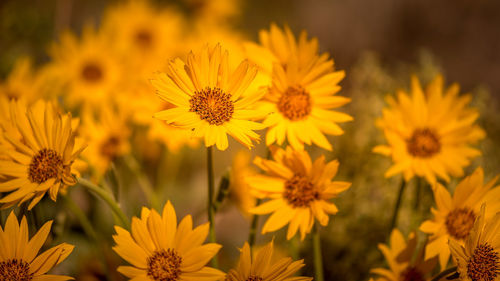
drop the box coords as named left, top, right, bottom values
left=1, top=1, right=499, bottom=281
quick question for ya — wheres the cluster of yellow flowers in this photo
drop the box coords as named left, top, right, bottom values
left=0, top=0, right=499, bottom=280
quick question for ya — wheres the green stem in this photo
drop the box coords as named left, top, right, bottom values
left=389, top=179, right=406, bottom=231
left=430, top=266, right=458, bottom=281
left=414, top=177, right=422, bottom=210
left=63, top=194, right=98, bottom=241
left=313, top=224, right=324, bottom=281
left=213, top=173, right=230, bottom=213
left=78, top=178, right=130, bottom=229
left=123, top=155, right=158, bottom=210
left=248, top=198, right=262, bottom=250
left=206, top=146, right=218, bottom=268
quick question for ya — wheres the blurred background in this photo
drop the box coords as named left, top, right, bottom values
left=2, top=0, right=500, bottom=97
left=1, top=0, right=499, bottom=280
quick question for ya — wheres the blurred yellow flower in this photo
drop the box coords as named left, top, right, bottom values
left=48, top=26, right=122, bottom=107
left=225, top=240, right=312, bottom=281
left=373, top=75, right=485, bottom=184
left=0, top=211, right=74, bottom=281
left=185, top=0, right=241, bottom=26
left=449, top=205, right=500, bottom=281
left=80, top=105, right=131, bottom=180
left=0, top=57, right=49, bottom=103
left=102, top=0, right=185, bottom=78
left=112, top=201, right=224, bottom=280
left=0, top=96, right=20, bottom=160
left=151, top=43, right=266, bottom=151
left=0, top=100, right=86, bottom=209
left=370, top=229, right=437, bottom=281
left=245, top=24, right=352, bottom=151
left=248, top=146, right=351, bottom=240
left=419, top=167, right=500, bottom=269
left=229, top=150, right=257, bottom=217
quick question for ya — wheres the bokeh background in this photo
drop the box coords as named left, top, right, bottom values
left=1, top=0, right=499, bottom=280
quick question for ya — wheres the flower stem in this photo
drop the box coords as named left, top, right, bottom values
left=414, top=177, right=423, bottom=210
left=430, top=266, right=458, bottom=281
left=63, top=194, right=98, bottom=241
left=122, top=155, right=159, bottom=210
left=78, top=178, right=130, bottom=229
left=206, top=146, right=218, bottom=268
left=390, top=179, right=406, bottom=231
left=213, top=172, right=230, bottom=213
left=248, top=198, right=262, bottom=251
left=313, top=224, right=325, bottom=281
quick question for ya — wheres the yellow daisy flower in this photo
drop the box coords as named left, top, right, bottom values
left=248, top=146, right=351, bottom=240
left=229, top=150, right=257, bottom=217
left=245, top=24, right=352, bottom=151
left=79, top=105, right=131, bottom=180
left=449, top=205, right=500, bottom=281
left=102, top=0, right=185, bottom=78
left=0, top=211, right=74, bottom=281
left=370, top=229, right=437, bottom=281
left=150, top=43, right=266, bottom=151
left=112, top=201, right=225, bottom=280
left=48, top=26, right=122, bottom=107
left=419, top=167, right=500, bottom=269
left=0, top=100, right=86, bottom=209
left=373, top=75, right=485, bottom=184
left=225, top=240, right=312, bottom=281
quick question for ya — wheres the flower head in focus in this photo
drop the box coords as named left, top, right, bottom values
left=0, top=100, right=86, bottom=209
left=151, top=43, right=266, bottom=151
left=449, top=205, right=500, bottom=281
left=112, top=201, right=225, bottom=280
left=420, top=167, right=500, bottom=269
left=0, top=211, right=74, bottom=280
left=245, top=24, right=352, bottom=151
left=373, top=75, right=485, bottom=184
left=248, top=146, right=351, bottom=240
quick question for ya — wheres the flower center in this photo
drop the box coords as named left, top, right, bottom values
left=277, top=86, right=312, bottom=121
left=399, top=266, right=425, bottom=281
left=283, top=174, right=319, bottom=208
left=81, top=62, right=103, bottom=82
left=189, top=87, right=234, bottom=126
left=0, top=259, right=33, bottom=281
left=245, top=275, right=263, bottom=281
left=135, top=29, right=153, bottom=48
left=100, top=135, right=121, bottom=160
left=467, top=243, right=500, bottom=281
left=406, top=128, right=441, bottom=158
left=28, top=148, right=64, bottom=184
left=445, top=208, right=476, bottom=240
left=147, top=249, right=182, bottom=281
